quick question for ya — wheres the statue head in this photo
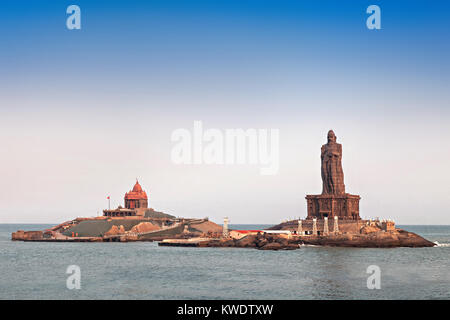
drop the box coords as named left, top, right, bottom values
left=327, top=130, right=336, bottom=143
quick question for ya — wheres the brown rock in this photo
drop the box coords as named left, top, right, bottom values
left=130, top=222, right=159, bottom=233
left=220, top=239, right=236, bottom=247
left=188, top=220, right=223, bottom=234
left=235, top=235, right=258, bottom=247
left=255, top=239, right=269, bottom=248
left=296, top=229, right=435, bottom=248
left=360, top=226, right=380, bottom=234
left=104, top=225, right=126, bottom=236
left=11, top=230, right=24, bottom=240
left=275, top=237, right=289, bottom=246
left=259, top=242, right=283, bottom=250
left=12, top=230, right=43, bottom=241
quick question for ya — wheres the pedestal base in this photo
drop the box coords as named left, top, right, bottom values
left=306, top=194, right=361, bottom=220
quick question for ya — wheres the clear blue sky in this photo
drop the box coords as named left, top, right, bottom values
left=1, top=1, right=449, bottom=224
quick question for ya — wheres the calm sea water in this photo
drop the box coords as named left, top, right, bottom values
left=0, top=224, right=449, bottom=299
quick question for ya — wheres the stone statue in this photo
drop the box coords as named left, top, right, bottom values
left=307, top=130, right=359, bottom=220
left=321, top=130, right=345, bottom=195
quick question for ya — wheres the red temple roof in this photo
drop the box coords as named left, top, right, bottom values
left=132, top=181, right=143, bottom=192
left=125, top=180, right=148, bottom=200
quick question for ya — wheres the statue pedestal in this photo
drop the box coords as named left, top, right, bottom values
left=306, top=194, right=361, bottom=220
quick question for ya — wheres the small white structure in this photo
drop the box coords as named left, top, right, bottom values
left=297, top=220, right=303, bottom=235
left=263, top=230, right=292, bottom=235
left=333, top=216, right=339, bottom=234
left=223, top=217, right=229, bottom=238
left=312, top=218, right=317, bottom=236
left=323, top=217, right=329, bottom=235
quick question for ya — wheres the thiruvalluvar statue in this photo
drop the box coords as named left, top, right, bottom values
left=321, top=130, right=345, bottom=195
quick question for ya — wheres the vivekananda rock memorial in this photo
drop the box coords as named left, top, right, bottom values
left=103, top=180, right=149, bottom=217
left=11, top=130, right=435, bottom=248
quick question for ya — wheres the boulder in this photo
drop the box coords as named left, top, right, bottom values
left=11, top=230, right=24, bottom=240
left=275, top=237, right=289, bottom=246
left=189, top=220, right=222, bottom=233
left=259, top=242, right=283, bottom=250
left=360, top=226, right=380, bottom=234
left=255, top=239, right=269, bottom=248
left=104, top=225, right=126, bottom=236
left=220, top=239, right=236, bottom=247
left=12, top=230, right=43, bottom=241
left=235, top=235, right=258, bottom=247
left=130, top=222, right=159, bottom=233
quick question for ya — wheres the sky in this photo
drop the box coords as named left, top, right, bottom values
left=0, top=0, right=449, bottom=224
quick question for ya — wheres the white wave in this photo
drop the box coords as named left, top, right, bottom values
left=299, top=243, right=319, bottom=247
left=434, top=241, right=450, bottom=247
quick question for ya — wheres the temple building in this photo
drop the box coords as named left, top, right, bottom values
left=103, top=180, right=149, bottom=217
left=124, top=180, right=148, bottom=209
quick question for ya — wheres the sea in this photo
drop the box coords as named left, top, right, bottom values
left=1, top=224, right=449, bottom=300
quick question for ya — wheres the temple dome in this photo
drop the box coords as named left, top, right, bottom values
left=125, top=180, right=148, bottom=200
left=132, top=181, right=143, bottom=193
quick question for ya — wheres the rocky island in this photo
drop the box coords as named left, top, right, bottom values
left=12, top=131, right=435, bottom=249
left=12, top=180, right=223, bottom=242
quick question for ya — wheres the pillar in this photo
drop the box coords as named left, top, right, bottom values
left=297, top=219, right=303, bottom=235
left=331, top=198, right=335, bottom=218
left=223, top=217, right=229, bottom=238
left=312, top=218, right=317, bottom=236
left=333, top=216, right=339, bottom=234
left=323, top=217, right=329, bottom=235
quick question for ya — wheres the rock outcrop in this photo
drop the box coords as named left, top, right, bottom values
left=129, top=222, right=159, bottom=233
left=197, top=228, right=435, bottom=250
left=298, top=229, right=435, bottom=248
left=200, top=234, right=299, bottom=250
left=360, top=225, right=380, bottom=234
left=104, top=225, right=125, bottom=236
left=188, top=220, right=223, bottom=234
left=12, top=230, right=43, bottom=241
